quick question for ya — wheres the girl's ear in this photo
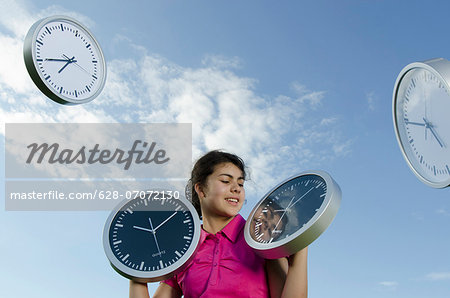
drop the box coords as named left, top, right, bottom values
left=194, top=182, right=205, bottom=200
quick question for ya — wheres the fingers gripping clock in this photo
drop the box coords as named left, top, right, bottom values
left=23, top=15, right=106, bottom=105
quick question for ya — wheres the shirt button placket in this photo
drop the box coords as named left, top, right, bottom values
left=209, top=236, right=220, bottom=286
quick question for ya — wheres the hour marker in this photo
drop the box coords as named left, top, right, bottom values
left=36, top=39, right=43, bottom=46
left=75, top=90, right=78, bottom=97
left=45, top=75, right=50, bottom=80
left=122, top=254, right=129, bottom=261
left=36, top=58, right=43, bottom=62
left=269, top=237, right=274, bottom=243
left=175, top=205, right=182, bottom=211
left=183, top=236, right=192, bottom=240
left=61, top=24, right=64, bottom=31
left=175, top=251, right=182, bottom=257
left=59, top=86, right=63, bottom=93
left=93, top=60, right=98, bottom=63
left=86, top=43, right=91, bottom=48
left=255, top=222, right=262, bottom=227
left=113, top=240, right=122, bottom=245
left=139, top=261, right=144, bottom=270
left=45, top=27, right=51, bottom=35
left=316, top=182, right=323, bottom=188
left=92, top=75, right=98, bottom=80
left=86, top=85, right=91, bottom=92
left=183, top=219, right=191, bottom=224
left=320, top=193, right=326, bottom=197
left=126, top=208, right=133, bottom=214
left=115, top=223, right=123, bottom=228
left=159, top=260, right=164, bottom=268
left=257, top=233, right=264, bottom=240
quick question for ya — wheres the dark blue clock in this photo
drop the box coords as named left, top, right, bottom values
left=103, top=191, right=201, bottom=282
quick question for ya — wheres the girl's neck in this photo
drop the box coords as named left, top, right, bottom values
left=202, top=214, right=235, bottom=234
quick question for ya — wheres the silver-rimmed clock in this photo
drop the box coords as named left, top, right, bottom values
left=103, top=191, right=201, bottom=283
left=393, top=58, right=450, bottom=188
left=23, top=15, right=106, bottom=105
left=244, top=170, right=341, bottom=259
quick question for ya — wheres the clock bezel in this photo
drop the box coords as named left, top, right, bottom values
left=23, top=15, right=107, bottom=105
left=244, top=170, right=341, bottom=259
left=103, top=192, right=201, bottom=283
left=392, top=58, right=450, bottom=188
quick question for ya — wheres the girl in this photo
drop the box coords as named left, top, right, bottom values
left=130, top=150, right=308, bottom=298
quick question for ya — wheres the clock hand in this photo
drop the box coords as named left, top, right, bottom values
left=289, top=186, right=315, bottom=209
left=423, top=117, right=445, bottom=148
left=62, top=54, right=91, bottom=75
left=153, top=211, right=177, bottom=232
left=58, top=56, right=77, bottom=73
left=271, top=195, right=296, bottom=234
left=45, top=58, right=71, bottom=62
left=270, top=186, right=316, bottom=234
left=148, top=217, right=162, bottom=257
left=132, top=225, right=153, bottom=233
left=405, top=120, right=426, bottom=127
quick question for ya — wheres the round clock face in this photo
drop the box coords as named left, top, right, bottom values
left=244, top=171, right=341, bottom=259
left=23, top=15, right=106, bottom=105
left=103, top=192, right=201, bottom=282
left=393, top=59, right=450, bottom=188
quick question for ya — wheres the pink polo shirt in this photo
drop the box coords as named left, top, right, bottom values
left=163, top=214, right=269, bottom=297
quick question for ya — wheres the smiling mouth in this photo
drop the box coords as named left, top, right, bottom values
left=225, top=198, right=239, bottom=204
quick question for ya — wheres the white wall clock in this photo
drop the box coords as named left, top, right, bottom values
left=23, top=15, right=106, bottom=105
left=393, top=58, right=450, bottom=188
left=244, top=170, right=341, bottom=259
left=103, top=192, right=201, bottom=282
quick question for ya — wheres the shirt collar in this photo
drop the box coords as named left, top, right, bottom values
left=200, top=214, right=245, bottom=244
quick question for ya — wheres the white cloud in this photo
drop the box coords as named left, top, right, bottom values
left=0, top=3, right=351, bottom=202
left=425, top=272, right=450, bottom=281
left=379, top=281, right=398, bottom=287
left=367, top=91, right=376, bottom=111
left=436, top=208, right=450, bottom=217
left=201, top=54, right=243, bottom=70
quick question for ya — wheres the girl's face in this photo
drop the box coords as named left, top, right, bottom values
left=196, top=162, right=245, bottom=219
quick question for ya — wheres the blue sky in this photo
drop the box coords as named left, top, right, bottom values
left=1, top=0, right=450, bottom=297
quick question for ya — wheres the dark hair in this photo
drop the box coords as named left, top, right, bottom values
left=188, top=150, right=246, bottom=218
